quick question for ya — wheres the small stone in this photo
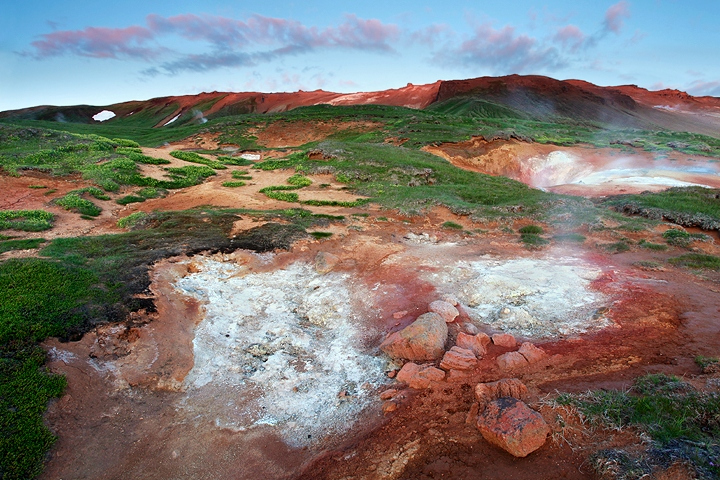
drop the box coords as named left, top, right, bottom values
left=477, top=397, right=550, bottom=457
left=380, top=389, right=398, bottom=400
left=476, top=332, right=491, bottom=347
left=429, top=300, right=460, bottom=323
left=497, top=352, right=529, bottom=371
left=456, top=332, right=487, bottom=357
left=392, top=310, right=408, bottom=319
left=387, top=369, right=397, bottom=378
left=492, top=333, right=517, bottom=348
left=382, top=401, right=397, bottom=413
left=380, top=312, right=448, bottom=361
left=466, top=402, right=480, bottom=425
left=440, top=346, right=478, bottom=371
left=396, top=362, right=446, bottom=389
left=441, top=294, right=459, bottom=306
left=463, top=322, right=479, bottom=335
left=315, top=251, right=340, bottom=274
left=518, top=342, right=546, bottom=364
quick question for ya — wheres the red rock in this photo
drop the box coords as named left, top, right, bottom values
left=429, top=300, right=459, bottom=323
left=466, top=402, right=480, bottom=425
left=475, top=378, right=529, bottom=406
left=497, top=352, right=529, bottom=371
left=456, top=332, right=487, bottom=357
left=477, top=397, right=550, bottom=457
left=518, top=342, right=546, bottom=364
left=382, top=401, right=397, bottom=413
left=314, top=251, right=340, bottom=273
left=440, top=346, right=478, bottom=371
left=392, top=310, right=408, bottom=319
left=476, top=332, right=491, bottom=347
left=380, top=312, right=448, bottom=361
left=492, top=333, right=517, bottom=348
left=396, top=362, right=445, bottom=389
left=441, top=294, right=459, bottom=306
left=380, top=389, right=398, bottom=400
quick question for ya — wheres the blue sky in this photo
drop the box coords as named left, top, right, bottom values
left=1, top=0, right=719, bottom=111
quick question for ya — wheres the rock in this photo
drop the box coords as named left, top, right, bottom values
left=497, top=352, right=529, bottom=371
left=466, top=402, right=480, bottom=425
left=456, top=332, right=487, bottom=357
left=380, top=389, right=398, bottom=400
left=462, top=322, right=479, bottom=335
left=518, top=342, right=546, bottom=364
left=477, top=397, right=550, bottom=457
left=476, top=332, right=491, bottom=347
left=315, top=251, right=340, bottom=273
left=475, top=378, right=529, bottom=407
left=441, top=294, right=459, bottom=306
left=387, top=369, right=397, bottom=378
left=380, top=312, right=448, bottom=361
left=396, top=362, right=446, bottom=389
left=392, top=310, right=408, bottom=319
left=429, top=300, right=460, bottom=323
left=492, top=333, right=517, bottom=348
left=382, top=401, right=397, bottom=413
left=440, top=346, right=478, bottom=371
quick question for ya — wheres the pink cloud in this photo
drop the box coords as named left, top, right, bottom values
left=31, top=25, right=155, bottom=59
left=409, top=24, right=452, bottom=46
left=604, top=1, right=630, bottom=34
left=554, top=25, right=586, bottom=52
left=687, top=80, right=720, bottom=97
left=438, top=22, right=562, bottom=72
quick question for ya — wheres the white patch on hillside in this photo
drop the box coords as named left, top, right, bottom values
left=163, top=114, right=181, bottom=126
left=428, top=255, right=608, bottom=338
left=174, top=257, right=384, bottom=447
left=92, top=110, right=115, bottom=122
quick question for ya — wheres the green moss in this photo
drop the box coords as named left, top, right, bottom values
left=0, top=210, right=55, bottom=232
left=0, top=238, right=45, bottom=253
left=442, top=221, right=463, bottom=230
left=669, top=253, right=720, bottom=270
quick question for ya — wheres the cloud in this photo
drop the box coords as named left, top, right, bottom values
left=26, top=13, right=399, bottom=73
left=553, top=25, right=587, bottom=52
left=604, top=1, right=630, bottom=34
left=30, top=25, right=156, bottom=59
left=687, top=80, right=720, bottom=97
left=436, top=22, right=564, bottom=72
left=409, top=24, right=453, bottom=46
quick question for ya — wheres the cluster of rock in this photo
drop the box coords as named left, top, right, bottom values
left=378, top=297, right=551, bottom=458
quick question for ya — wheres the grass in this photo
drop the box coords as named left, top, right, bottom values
left=638, top=239, right=668, bottom=251
left=55, top=190, right=103, bottom=217
left=231, top=171, right=252, bottom=180
left=442, top=221, right=463, bottom=230
left=518, top=225, right=543, bottom=234
left=695, top=356, right=719, bottom=373
left=0, top=238, right=45, bottom=253
left=310, top=231, right=333, bottom=239
left=0, top=210, right=54, bottom=232
left=117, top=212, right=148, bottom=229
left=116, top=195, right=146, bottom=205
left=604, top=240, right=632, bottom=253
left=558, top=374, right=720, bottom=478
left=669, top=253, right=720, bottom=270
left=222, top=181, right=246, bottom=188
left=553, top=233, right=586, bottom=243
left=169, top=150, right=227, bottom=170
left=520, top=233, right=550, bottom=248
left=662, top=228, right=708, bottom=247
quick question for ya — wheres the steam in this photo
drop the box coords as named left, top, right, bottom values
left=192, top=109, right=208, bottom=124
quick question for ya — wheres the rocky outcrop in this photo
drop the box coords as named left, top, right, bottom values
left=477, top=397, right=550, bottom=457
left=429, top=300, right=459, bottom=323
left=439, top=346, right=477, bottom=371
left=518, top=342, right=546, bottom=364
left=497, top=351, right=529, bottom=371
left=492, top=333, right=517, bottom=348
left=396, top=362, right=446, bottom=389
left=456, top=332, right=487, bottom=357
left=475, top=378, right=529, bottom=407
left=314, top=251, right=340, bottom=273
left=380, top=312, right=448, bottom=361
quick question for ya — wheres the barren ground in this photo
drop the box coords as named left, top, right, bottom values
left=3, top=130, right=720, bottom=480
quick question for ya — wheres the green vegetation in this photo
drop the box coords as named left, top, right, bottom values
left=604, top=240, right=632, bottom=253
left=116, top=195, right=146, bottom=205
left=662, top=228, right=708, bottom=247
left=54, top=188, right=108, bottom=217
left=442, top=221, right=463, bottom=230
left=553, top=233, right=586, bottom=243
left=0, top=238, right=45, bottom=253
left=116, top=211, right=148, bottom=229
left=518, top=225, right=543, bottom=234
left=695, top=356, right=719, bottom=373
left=287, top=174, right=312, bottom=187
left=669, top=253, right=720, bottom=270
left=0, top=210, right=54, bottom=232
left=559, top=374, right=720, bottom=478
left=231, top=170, right=252, bottom=180
left=170, top=150, right=227, bottom=169
left=310, top=231, right=333, bottom=239
left=222, top=181, right=246, bottom=188
left=638, top=239, right=668, bottom=251
left=218, top=156, right=254, bottom=166
left=28, top=185, right=46, bottom=189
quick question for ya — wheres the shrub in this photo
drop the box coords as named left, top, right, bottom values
left=310, top=231, right=333, bottom=239
left=55, top=193, right=101, bottom=217
left=442, top=221, right=463, bottom=230
left=0, top=210, right=55, bottom=232
left=117, top=212, right=148, bottom=228
left=116, top=195, right=146, bottom=205
left=287, top=174, right=312, bottom=187
left=519, top=225, right=543, bottom=234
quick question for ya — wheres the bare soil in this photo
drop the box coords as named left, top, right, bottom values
left=4, top=129, right=720, bottom=479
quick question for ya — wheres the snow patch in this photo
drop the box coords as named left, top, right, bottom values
left=174, top=257, right=385, bottom=447
left=240, top=153, right=261, bottom=161
left=92, top=110, right=115, bottom=122
left=163, top=114, right=181, bottom=126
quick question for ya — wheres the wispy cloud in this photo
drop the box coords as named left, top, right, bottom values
left=553, top=25, right=587, bottom=53
left=687, top=80, right=720, bottom=97
left=27, top=13, right=399, bottom=74
left=604, top=1, right=630, bottom=34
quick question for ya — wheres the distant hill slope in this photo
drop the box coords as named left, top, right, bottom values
left=2, top=75, right=719, bottom=137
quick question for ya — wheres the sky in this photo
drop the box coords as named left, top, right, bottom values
left=2, top=0, right=719, bottom=111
